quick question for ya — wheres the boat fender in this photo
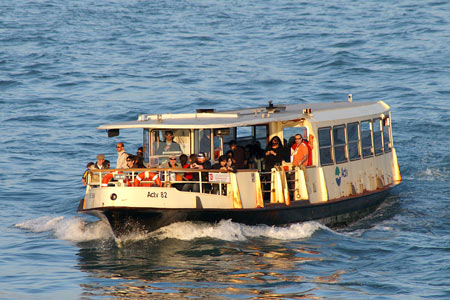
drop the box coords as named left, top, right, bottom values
left=133, top=172, right=162, bottom=187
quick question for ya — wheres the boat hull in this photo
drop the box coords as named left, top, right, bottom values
left=80, top=188, right=392, bottom=238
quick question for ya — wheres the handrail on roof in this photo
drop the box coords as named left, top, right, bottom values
left=138, top=112, right=239, bottom=121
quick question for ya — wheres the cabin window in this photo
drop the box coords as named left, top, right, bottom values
left=333, top=125, right=347, bottom=163
left=254, top=125, right=268, bottom=150
left=347, top=122, right=360, bottom=160
left=383, top=117, right=391, bottom=153
left=373, top=118, right=383, bottom=155
left=318, top=127, right=333, bottom=166
left=361, top=120, right=373, bottom=158
left=194, top=129, right=212, bottom=159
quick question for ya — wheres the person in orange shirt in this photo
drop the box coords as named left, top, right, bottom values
left=292, top=134, right=309, bottom=167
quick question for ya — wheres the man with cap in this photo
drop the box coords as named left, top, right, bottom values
left=94, top=154, right=106, bottom=169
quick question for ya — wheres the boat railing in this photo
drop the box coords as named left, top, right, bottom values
left=87, top=167, right=308, bottom=203
left=86, top=168, right=234, bottom=195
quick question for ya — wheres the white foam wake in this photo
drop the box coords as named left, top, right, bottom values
left=16, top=216, right=322, bottom=243
left=153, top=219, right=323, bottom=241
left=16, top=216, right=114, bottom=242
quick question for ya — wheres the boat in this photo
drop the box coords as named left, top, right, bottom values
left=78, top=96, right=402, bottom=238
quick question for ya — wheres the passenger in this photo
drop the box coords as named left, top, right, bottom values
left=182, top=154, right=196, bottom=182
left=211, top=155, right=231, bottom=194
left=82, top=162, right=95, bottom=186
left=212, top=155, right=232, bottom=172
left=251, top=141, right=265, bottom=171
left=226, top=156, right=235, bottom=170
left=160, top=155, right=178, bottom=169
left=159, top=155, right=184, bottom=190
left=136, top=147, right=145, bottom=166
left=116, top=142, right=129, bottom=169
left=103, top=160, right=111, bottom=169
left=126, top=155, right=137, bottom=169
left=182, top=152, right=211, bottom=192
left=225, top=150, right=234, bottom=159
left=179, top=154, right=189, bottom=168
left=94, top=154, right=106, bottom=169
left=137, top=146, right=144, bottom=158
left=292, top=134, right=309, bottom=168
left=157, top=130, right=182, bottom=155
left=229, top=140, right=245, bottom=169
left=264, top=136, right=285, bottom=171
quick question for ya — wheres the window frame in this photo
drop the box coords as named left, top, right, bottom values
left=318, top=126, right=334, bottom=166
left=360, top=120, right=374, bottom=159
left=346, top=122, right=361, bottom=161
left=333, top=124, right=348, bottom=164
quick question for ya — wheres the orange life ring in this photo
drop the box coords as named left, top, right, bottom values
left=101, top=172, right=115, bottom=187
left=101, top=171, right=129, bottom=187
left=133, top=172, right=162, bottom=187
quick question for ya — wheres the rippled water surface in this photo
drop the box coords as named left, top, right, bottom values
left=1, top=0, right=450, bottom=299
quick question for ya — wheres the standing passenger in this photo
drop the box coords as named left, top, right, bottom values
left=82, top=162, right=95, bottom=186
left=292, top=134, right=309, bottom=167
left=264, top=136, right=285, bottom=171
left=116, top=142, right=129, bottom=169
left=229, top=140, right=245, bottom=169
left=94, top=154, right=106, bottom=169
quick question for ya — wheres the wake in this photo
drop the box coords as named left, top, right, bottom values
left=16, top=216, right=323, bottom=243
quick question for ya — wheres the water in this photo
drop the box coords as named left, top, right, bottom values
left=1, top=0, right=449, bottom=299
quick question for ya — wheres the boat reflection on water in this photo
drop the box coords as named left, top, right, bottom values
left=75, top=221, right=348, bottom=299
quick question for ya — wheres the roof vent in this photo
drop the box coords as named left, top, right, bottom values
left=196, top=108, right=215, bottom=113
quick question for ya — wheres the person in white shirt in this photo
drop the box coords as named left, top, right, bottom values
left=116, top=142, right=129, bottom=169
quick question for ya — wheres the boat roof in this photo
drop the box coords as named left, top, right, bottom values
left=97, top=100, right=390, bottom=130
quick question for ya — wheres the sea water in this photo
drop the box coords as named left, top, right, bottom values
left=1, top=0, right=450, bottom=299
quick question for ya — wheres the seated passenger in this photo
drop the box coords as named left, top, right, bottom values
left=212, top=155, right=233, bottom=172
left=160, top=155, right=179, bottom=169
left=126, top=155, right=137, bottom=169
left=157, top=130, right=182, bottom=155
left=126, top=155, right=144, bottom=168
left=182, top=152, right=211, bottom=193
left=211, top=155, right=231, bottom=195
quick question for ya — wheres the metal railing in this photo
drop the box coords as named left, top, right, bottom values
left=87, top=168, right=231, bottom=195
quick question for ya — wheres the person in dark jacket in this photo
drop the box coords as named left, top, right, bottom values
left=264, top=136, right=285, bottom=171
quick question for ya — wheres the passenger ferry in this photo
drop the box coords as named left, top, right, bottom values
left=78, top=96, right=402, bottom=238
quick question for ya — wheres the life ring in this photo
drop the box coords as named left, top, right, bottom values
left=101, top=172, right=115, bottom=187
left=101, top=171, right=129, bottom=187
left=133, top=171, right=162, bottom=187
